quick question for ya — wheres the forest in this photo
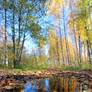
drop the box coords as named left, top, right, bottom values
left=0, top=0, right=92, bottom=70
left=0, top=0, right=92, bottom=92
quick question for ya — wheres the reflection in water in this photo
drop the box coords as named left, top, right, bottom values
left=24, top=82, right=38, bottom=92
left=45, top=79, right=50, bottom=92
left=24, top=77, right=92, bottom=92
left=24, top=79, right=50, bottom=92
left=1, top=76, right=92, bottom=92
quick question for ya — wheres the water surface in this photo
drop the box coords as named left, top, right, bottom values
left=2, top=76, right=92, bottom=92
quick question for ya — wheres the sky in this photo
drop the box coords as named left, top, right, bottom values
left=24, top=14, right=54, bottom=55
left=0, top=0, right=73, bottom=56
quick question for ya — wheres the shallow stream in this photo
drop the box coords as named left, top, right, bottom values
left=1, top=76, right=92, bottom=92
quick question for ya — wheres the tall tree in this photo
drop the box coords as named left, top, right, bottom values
left=62, top=0, right=71, bottom=65
left=58, top=19, right=65, bottom=65
left=3, top=0, right=8, bottom=66
left=10, top=0, right=16, bottom=67
left=69, top=0, right=79, bottom=64
left=74, top=0, right=92, bottom=64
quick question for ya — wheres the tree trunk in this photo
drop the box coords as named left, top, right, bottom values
left=78, top=31, right=81, bottom=64
left=19, top=29, right=26, bottom=62
left=4, top=0, right=8, bottom=66
left=70, top=4, right=79, bottom=64
left=17, top=8, right=21, bottom=64
left=59, top=19, right=65, bottom=65
left=84, top=6, right=91, bottom=64
left=12, top=5, right=16, bottom=68
left=62, top=1, right=71, bottom=65
left=56, top=38, right=60, bottom=65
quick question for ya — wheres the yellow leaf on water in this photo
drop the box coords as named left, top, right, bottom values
left=8, top=83, right=14, bottom=86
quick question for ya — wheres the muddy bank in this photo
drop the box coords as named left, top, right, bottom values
left=0, top=69, right=92, bottom=90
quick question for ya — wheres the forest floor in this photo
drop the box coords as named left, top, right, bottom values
left=0, top=69, right=92, bottom=90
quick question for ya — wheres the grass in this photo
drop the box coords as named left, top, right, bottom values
left=0, top=62, right=92, bottom=72
left=60, top=63, right=92, bottom=71
left=0, top=64, right=91, bottom=76
left=20, top=66, right=46, bottom=71
left=12, top=64, right=47, bottom=71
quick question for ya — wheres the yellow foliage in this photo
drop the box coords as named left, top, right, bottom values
left=49, top=30, right=75, bottom=60
left=47, top=0, right=66, bottom=17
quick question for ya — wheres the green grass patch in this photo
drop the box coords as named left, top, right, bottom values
left=60, top=62, right=92, bottom=71
left=17, top=64, right=47, bottom=71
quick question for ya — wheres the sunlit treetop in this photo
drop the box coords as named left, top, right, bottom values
left=47, top=0, right=71, bottom=17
